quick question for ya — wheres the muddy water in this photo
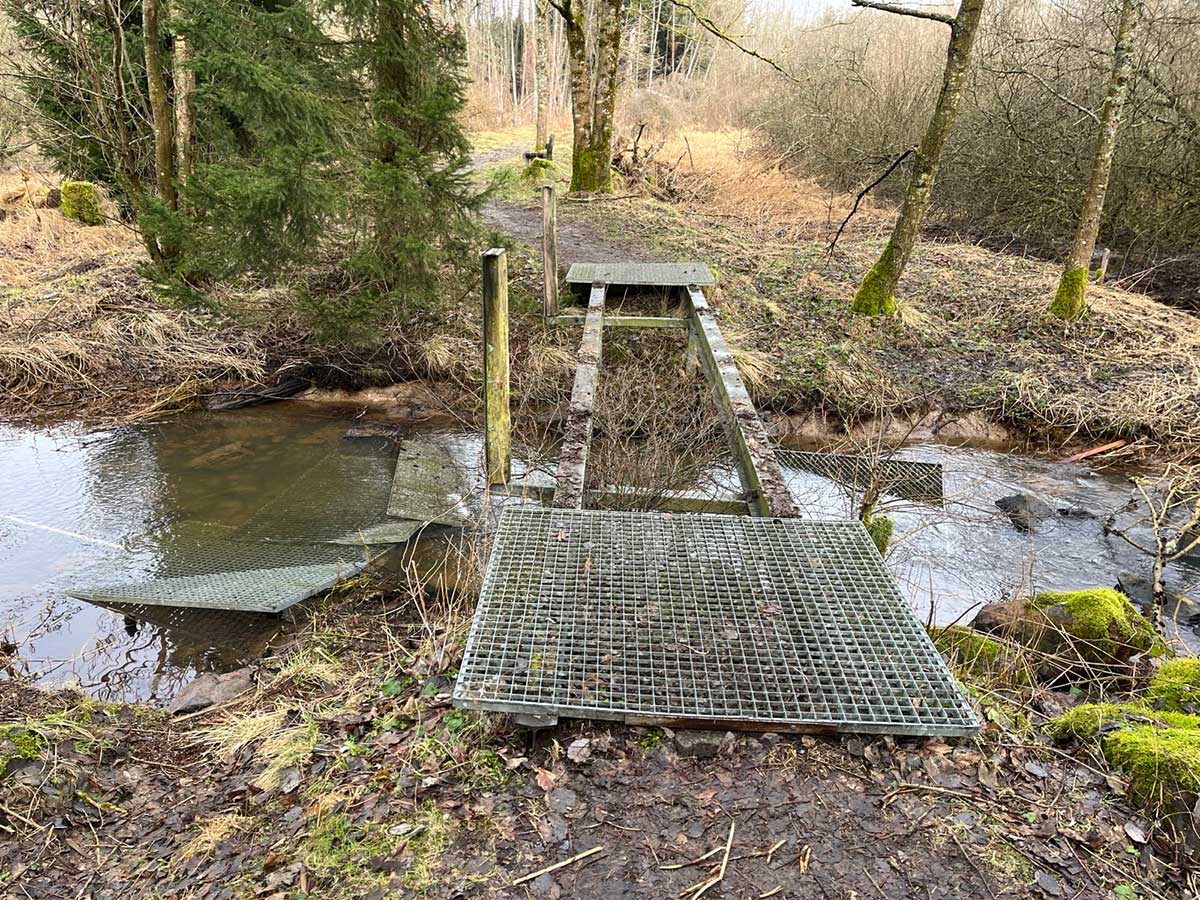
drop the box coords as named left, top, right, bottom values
left=2, top=406, right=1197, bottom=704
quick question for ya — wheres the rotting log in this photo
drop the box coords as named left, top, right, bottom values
left=483, top=248, right=511, bottom=485
left=554, top=282, right=606, bottom=508
left=542, top=185, right=559, bottom=318
left=684, top=285, right=798, bottom=518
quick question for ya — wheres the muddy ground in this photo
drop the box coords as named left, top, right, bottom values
left=1, top=585, right=1190, bottom=900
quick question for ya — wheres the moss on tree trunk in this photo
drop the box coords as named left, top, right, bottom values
left=1049, top=266, right=1089, bottom=320
left=852, top=241, right=899, bottom=315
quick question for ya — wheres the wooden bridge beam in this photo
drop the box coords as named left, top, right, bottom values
left=553, top=282, right=606, bottom=508
left=684, top=285, right=799, bottom=518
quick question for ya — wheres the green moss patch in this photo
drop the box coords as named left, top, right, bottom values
left=1104, top=725, right=1200, bottom=800
left=1049, top=266, right=1088, bottom=320
left=0, top=724, right=47, bottom=771
left=851, top=242, right=898, bottom=316
left=864, top=514, right=894, bottom=555
left=1147, top=658, right=1200, bottom=712
left=59, top=181, right=105, bottom=225
left=1046, top=703, right=1200, bottom=742
left=1030, top=587, right=1160, bottom=661
left=933, top=625, right=1002, bottom=671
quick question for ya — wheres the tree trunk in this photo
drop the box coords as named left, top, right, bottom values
left=851, top=0, right=985, bottom=316
left=553, top=0, right=621, bottom=193
left=171, top=1, right=195, bottom=187
left=534, top=0, right=548, bottom=149
left=141, top=0, right=176, bottom=209
left=1050, top=0, right=1142, bottom=320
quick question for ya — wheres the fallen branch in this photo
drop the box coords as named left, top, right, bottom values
left=689, top=819, right=735, bottom=900
left=511, top=845, right=605, bottom=886
left=827, top=148, right=914, bottom=255
left=1056, top=439, right=1127, bottom=463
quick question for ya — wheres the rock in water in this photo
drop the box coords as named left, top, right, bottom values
left=169, top=668, right=254, bottom=714
left=995, top=493, right=1055, bottom=532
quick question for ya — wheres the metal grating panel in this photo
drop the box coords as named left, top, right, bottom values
left=233, top=450, right=422, bottom=544
left=454, top=508, right=978, bottom=736
left=70, top=522, right=380, bottom=614
left=566, top=262, right=714, bottom=287
left=388, top=438, right=473, bottom=527
left=777, top=449, right=944, bottom=506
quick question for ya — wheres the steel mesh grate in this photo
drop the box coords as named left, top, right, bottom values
left=566, top=262, right=714, bottom=287
left=777, top=449, right=944, bottom=506
left=232, top=449, right=422, bottom=544
left=70, top=522, right=380, bottom=614
left=454, top=508, right=978, bottom=736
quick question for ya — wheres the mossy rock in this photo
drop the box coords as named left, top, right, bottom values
left=1148, top=658, right=1200, bottom=712
left=1046, top=702, right=1200, bottom=742
left=1104, top=724, right=1200, bottom=800
left=974, top=587, right=1161, bottom=666
left=933, top=625, right=1002, bottom=671
left=864, top=514, right=893, bottom=555
left=0, top=724, right=46, bottom=772
left=60, top=181, right=105, bottom=225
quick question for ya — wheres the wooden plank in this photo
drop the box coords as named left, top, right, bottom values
left=495, top=477, right=748, bottom=515
left=482, top=248, right=511, bottom=484
left=684, top=285, right=798, bottom=518
left=542, top=185, right=559, bottom=318
left=553, top=282, right=606, bottom=509
left=549, top=314, right=688, bottom=329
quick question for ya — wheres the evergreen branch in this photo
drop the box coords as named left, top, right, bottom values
left=664, top=0, right=804, bottom=85
left=850, top=0, right=955, bottom=26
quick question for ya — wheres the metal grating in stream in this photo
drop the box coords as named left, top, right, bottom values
left=777, top=449, right=944, bottom=506
left=70, top=522, right=383, bottom=614
left=454, top=508, right=978, bottom=736
left=233, top=449, right=423, bottom=545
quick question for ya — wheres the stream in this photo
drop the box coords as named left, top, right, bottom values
left=1, top=405, right=1197, bottom=704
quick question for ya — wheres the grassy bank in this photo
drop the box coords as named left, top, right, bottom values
left=480, top=128, right=1200, bottom=457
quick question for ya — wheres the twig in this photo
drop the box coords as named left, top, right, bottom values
left=660, top=845, right=723, bottom=870
left=827, top=148, right=914, bottom=255
left=511, top=845, right=605, bottom=886
left=690, top=819, right=735, bottom=900
left=666, top=0, right=805, bottom=84
left=851, top=0, right=955, bottom=26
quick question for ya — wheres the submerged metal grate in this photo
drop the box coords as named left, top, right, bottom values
left=454, top=508, right=977, bottom=736
left=70, top=522, right=380, bottom=614
left=777, top=449, right=944, bottom=506
left=233, top=450, right=422, bottom=544
left=388, top=438, right=472, bottom=527
left=566, top=262, right=713, bottom=287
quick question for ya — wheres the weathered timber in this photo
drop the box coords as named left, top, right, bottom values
left=495, top=476, right=748, bottom=515
left=542, top=185, right=559, bottom=318
left=549, top=314, right=687, bottom=329
left=482, top=249, right=511, bottom=484
left=553, top=282, right=605, bottom=508
left=685, top=285, right=799, bottom=518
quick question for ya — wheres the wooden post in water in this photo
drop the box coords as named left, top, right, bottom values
left=542, top=185, right=559, bottom=318
left=482, top=248, right=511, bottom=485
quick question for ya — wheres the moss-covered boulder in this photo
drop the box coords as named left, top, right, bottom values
left=972, top=587, right=1161, bottom=666
left=1148, top=658, right=1200, bottom=713
left=1046, top=702, right=1200, bottom=742
left=60, top=181, right=105, bottom=225
left=932, top=625, right=1006, bottom=677
left=1105, top=725, right=1200, bottom=801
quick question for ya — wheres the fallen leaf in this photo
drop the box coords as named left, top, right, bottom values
left=535, top=766, right=557, bottom=793
left=567, top=738, right=592, bottom=763
left=1124, top=821, right=1147, bottom=844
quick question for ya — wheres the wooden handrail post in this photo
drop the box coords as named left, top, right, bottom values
left=482, top=248, right=511, bottom=485
left=542, top=184, right=559, bottom=319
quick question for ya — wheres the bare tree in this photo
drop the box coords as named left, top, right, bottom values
left=532, top=0, right=549, bottom=150
left=850, top=0, right=985, bottom=316
left=1049, top=0, right=1142, bottom=320
left=171, top=1, right=195, bottom=186
left=1105, top=465, right=1200, bottom=629
left=548, top=0, right=622, bottom=192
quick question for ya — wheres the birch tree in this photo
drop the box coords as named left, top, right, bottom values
left=533, top=0, right=549, bottom=150
left=1049, top=0, right=1142, bottom=320
left=850, top=0, right=986, bottom=316
left=548, top=0, right=622, bottom=192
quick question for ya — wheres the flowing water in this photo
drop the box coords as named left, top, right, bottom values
left=1, top=405, right=1197, bottom=704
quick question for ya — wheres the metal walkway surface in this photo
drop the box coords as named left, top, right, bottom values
left=454, top=508, right=979, bottom=736
left=777, top=449, right=945, bottom=506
